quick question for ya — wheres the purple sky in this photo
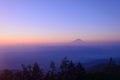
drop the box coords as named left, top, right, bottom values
left=0, top=0, right=120, bottom=44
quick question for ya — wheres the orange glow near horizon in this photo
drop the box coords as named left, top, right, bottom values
left=0, top=36, right=120, bottom=46
left=0, top=37, right=70, bottom=45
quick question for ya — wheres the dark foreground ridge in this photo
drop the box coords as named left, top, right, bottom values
left=0, top=57, right=120, bottom=80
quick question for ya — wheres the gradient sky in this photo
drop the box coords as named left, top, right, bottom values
left=0, top=0, right=120, bottom=44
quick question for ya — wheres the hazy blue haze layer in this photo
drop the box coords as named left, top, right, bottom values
left=0, top=44, right=120, bottom=70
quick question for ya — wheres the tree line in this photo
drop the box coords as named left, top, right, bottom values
left=0, top=57, right=120, bottom=80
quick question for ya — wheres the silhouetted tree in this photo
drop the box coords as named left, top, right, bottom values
left=49, top=61, right=56, bottom=80
left=32, top=63, right=43, bottom=80
left=76, top=62, right=85, bottom=74
left=22, top=64, right=32, bottom=80
left=50, top=61, right=56, bottom=73
left=0, top=69, right=13, bottom=80
left=75, top=62, right=86, bottom=80
left=44, top=71, right=51, bottom=80
left=60, top=57, right=69, bottom=72
left=14, top=71, right=23, bottom=80
left=1, top=57, right=120, bottom=80
left=67, top=60, right=75, bottom=80
left=59, top=57, right=70, bottom=80
left=59, top=57, right=78, bottom=80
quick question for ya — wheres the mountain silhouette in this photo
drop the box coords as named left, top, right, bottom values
left=71, top=39, right=84, bottom=45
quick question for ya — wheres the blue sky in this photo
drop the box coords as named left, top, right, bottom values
left=0, top=0, right=120, bottom=44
